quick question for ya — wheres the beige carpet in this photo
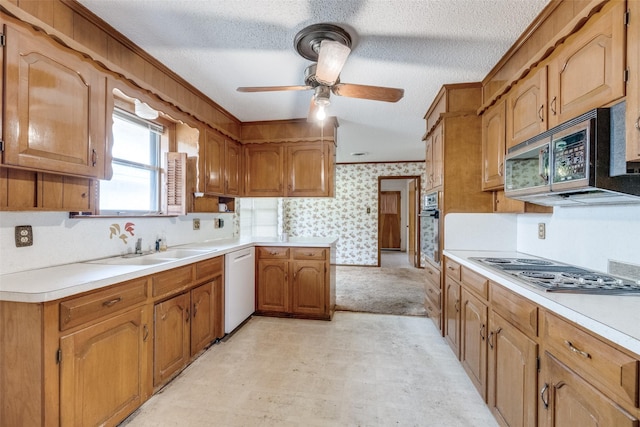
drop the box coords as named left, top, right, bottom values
left=335, top=260, right=427, bottom=317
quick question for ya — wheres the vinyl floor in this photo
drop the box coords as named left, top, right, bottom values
left=121, top=312, right=498, bottom=426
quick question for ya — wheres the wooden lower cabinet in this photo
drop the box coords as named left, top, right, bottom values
left=256, top=258, right=289, bottom=313
left=487, top=311, right=538, bottom=427
left=460, top=289, right=488, bottom=400
left=153, top=293, right=191, bottom=387
left=255, top=246, right=334, bottom=320
left=539, top=352, right=638, bottom=427
left=291, top=259, right=326, bottom=315
left=444, top=275, right=461, bottom=358
left=60, top=307, right=150, bottom=427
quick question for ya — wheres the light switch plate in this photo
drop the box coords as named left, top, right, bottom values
left=15, top=225, right=33, bottom=247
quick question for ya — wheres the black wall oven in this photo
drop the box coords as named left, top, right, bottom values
left=419, top=192, right=440, bottom=265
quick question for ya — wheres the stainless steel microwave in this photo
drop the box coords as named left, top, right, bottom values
left=504, top=107, right=640, bottom=206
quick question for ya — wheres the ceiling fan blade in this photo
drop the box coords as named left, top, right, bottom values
left=332, top=83, right=404, bottom=103
left=237, top=85, right=311, bottom=92
left=315, top=40, right=351, bottom=86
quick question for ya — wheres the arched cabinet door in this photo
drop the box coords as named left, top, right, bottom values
left=4, top=21, right=107, bottom=178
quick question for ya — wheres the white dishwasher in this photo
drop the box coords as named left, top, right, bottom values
left=224, top=247, right=256, bottom=333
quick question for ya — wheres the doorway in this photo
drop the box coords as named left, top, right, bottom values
left=377, top=176, right=421, bottom=267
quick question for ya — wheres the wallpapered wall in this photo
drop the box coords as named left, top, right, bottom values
left=284, top=162, right=426, bottom=265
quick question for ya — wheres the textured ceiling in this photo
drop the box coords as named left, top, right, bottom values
left=77, top=0, right=550, bottom=163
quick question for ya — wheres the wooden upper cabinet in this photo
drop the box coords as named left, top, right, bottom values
left=225, top=139, right=242, bottom=196
left=627, top=0, right=640, bottom=162
left=506, top=65, right=547, bottom=149
left=546, top=0, right=625, bottom=128
left=201, top=129, right=242, bottom=197
left=244, top=144, right=284, bottom=197
left=286, top=142, right=332, bottom=197
left=482, top=99, right=506, bottom=191
left=203, top=129, right=225, bottom=195
left=424, top=122, right=443, bottom=192
left=3, top=21, right=108, bottom=179
left=245, top=141, right=333, bottom=198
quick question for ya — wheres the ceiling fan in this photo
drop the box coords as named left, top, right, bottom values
left=237, top=23, right=404, bottom=122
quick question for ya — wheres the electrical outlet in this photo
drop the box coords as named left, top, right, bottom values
left=538, top=223, right=546, bottom=239
left=15, top=225, right=33, bottom=247
left=214, top=218, right=220, bottom=229
left=193, top=218, right=201, bottom=230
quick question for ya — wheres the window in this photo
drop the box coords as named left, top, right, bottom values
left=100, top=109, right=164, bottom=214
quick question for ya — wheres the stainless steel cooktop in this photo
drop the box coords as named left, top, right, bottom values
left=471, top=257, right=640, bottom=295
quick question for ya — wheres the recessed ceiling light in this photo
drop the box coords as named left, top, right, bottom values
left=350, top=152, right=369, bottom=157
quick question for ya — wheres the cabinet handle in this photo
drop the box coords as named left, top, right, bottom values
left=635, top=115, right=640, bottom=130
left=480, top=324, right=486, bottom=340
left=498, top=162, right=504, bottom=177
left=185, top=308, right=190, bottom=322
left=193, top=303, right=198, bottom=318
left=540, top=383, right=549, bottom=409
left=91, top=149, right=97, bottom=167
left=454, top=299, right=460, bottom=312
left=488, top=327, right=502, bottom=349
left=550, top=96, right=557, bottom=115
left=102, top=297, right=122, bottom=307
left=564, top=340, right=591, bottom=359
left=143, top=324, right=149, bottom=342
left=538, top=104, right=544, bottom=122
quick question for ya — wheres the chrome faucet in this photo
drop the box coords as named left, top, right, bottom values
left=135, top=238, right=143, bottom=254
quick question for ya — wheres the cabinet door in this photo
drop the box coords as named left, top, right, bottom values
left=540, top=352, right=638, bottom=427
left=286, top=142, right=330, bottom=197
left=153, top=293, right=190, bottom=387
left=39, top=173, right=95, bottom=212
left=444, top=276, right=461, bottom=358
left=190, top=282, right=215, bottom=356
left=244, top=144, right=284, bottom=196
left=626, top=0, right=640, bottom=162
left=291, top=260, right=326, bottom=316
left=256, top=259, right=289, bottom=313
left=60, top=307, right=149, bottom=427
left=4, top=22, right=107, bottom=178
left=547, top=1, right=625, bottom=127
left=506, top=65, right=547, bottom=149
left=482, top=99, right=506, bottom=191
left=431, top=123, right=444, bottom=189
left=487, top=311, right=538, bottom=427
left=225, top=140, right=242, bottom=195
left=460, top=289, right=488, bottom=400
left=203, top=129, right=225, bottom=194
left=424, top=134, right=434, bottom=191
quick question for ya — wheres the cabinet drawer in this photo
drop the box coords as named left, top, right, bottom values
left=152, top=265, right=193, bottom=298
left=292, top=247, right=326, bottom=260
left=425, top=263, right=441, bottom=289
left=543, top=311, right=639, bottom=408
left=490, top=282, right=537, bottom=337
left=461, top=266, right=488, bottom=299
left=60, top=277, right=148, bottom=330
left=425, top=280, right=441, bottom=310
left=195, top=256, right=223, bottom=282
left=444, top=258, right=461, bottom=281
left=257, top=246, right=290, bottom=259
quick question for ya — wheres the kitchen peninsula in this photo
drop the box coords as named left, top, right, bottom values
left=0, top=237, right=336, bottom=427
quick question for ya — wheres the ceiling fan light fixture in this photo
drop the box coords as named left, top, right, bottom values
left=316, top=40, right=351, bottom=85
left=315, top=104, right=327, bottom=121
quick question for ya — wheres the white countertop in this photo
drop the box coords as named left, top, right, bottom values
left=0, top=237, right=337, bottom=303
left=444, top=249, right=640, bottom=357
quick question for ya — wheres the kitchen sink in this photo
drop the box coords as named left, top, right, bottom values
left=86, top=256, right=177, bottom=266
left=86, top=248, right=214, bottom=266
